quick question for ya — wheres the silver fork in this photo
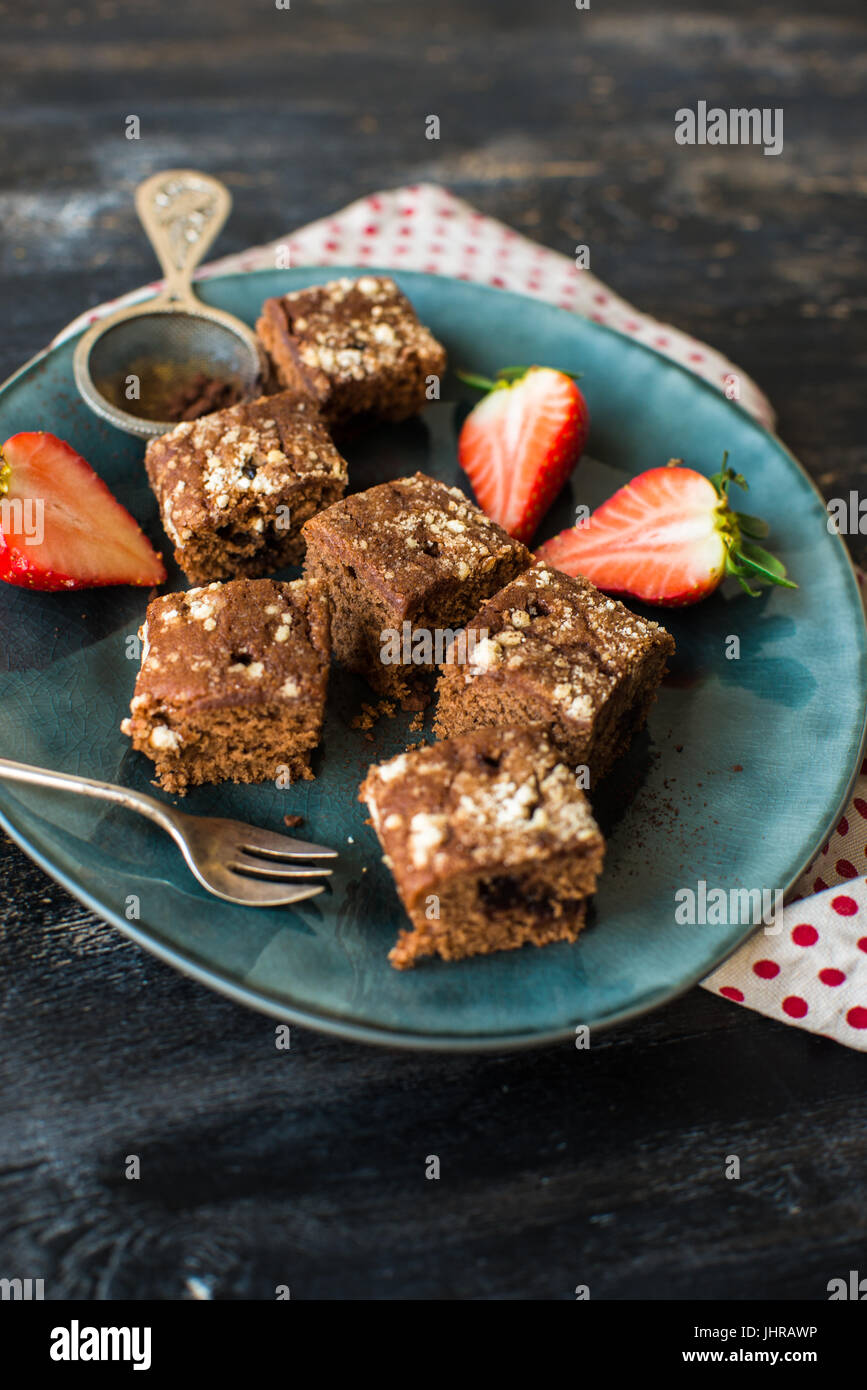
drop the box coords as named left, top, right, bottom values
left=0, top=756, right=336, bottom=907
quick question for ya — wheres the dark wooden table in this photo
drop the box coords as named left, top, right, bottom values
left=2, top=0, right=865, bottom=1300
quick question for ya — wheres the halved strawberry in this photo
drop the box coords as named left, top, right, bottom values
left=536, top=455, right=796, bottom=606
left=0, top=432, right=166, bottom=591
left=457, top=365, right=589, bottom=544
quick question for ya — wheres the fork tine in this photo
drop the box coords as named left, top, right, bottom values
left=187, top=865, right=327, bottom=906
left=221, top=879, right=326, bottom=907
left=237, top=828, right=338, bottom=860
left=228, top=851, right=334, bottom=880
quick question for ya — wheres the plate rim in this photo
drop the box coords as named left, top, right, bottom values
left=2, top=265, right=866, bottom=1052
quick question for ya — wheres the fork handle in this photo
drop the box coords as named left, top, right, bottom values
left=0, top=756, right=178, bottom=837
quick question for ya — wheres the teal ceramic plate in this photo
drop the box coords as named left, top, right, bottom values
left=1, top=269, right=865, bottom=1050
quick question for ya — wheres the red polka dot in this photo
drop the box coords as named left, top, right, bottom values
left=819, top=968, right=846, bottom=986
left=654, top=336, right=670, bottom=347
left=813, top=877, right=829, bottom=893
left=358, top=244, right=372, bottom=256
left=463, top=244, right=477, bottom=254
left=861, top=758, right=867, bottom=775
left=423, top=263, right=438, bottom=274
left=720, top=986, right=744, bottom=1002
left=854, top=798, right=867, bottom=820
left=364, top=224, right=379, bottom=235
left=688, top=352, right=705, bottom=363
left=836, top=859, right=858, bottom=879
left=832, top=895, right=859, bottom=916
left=753, top=959, right=780, bottom=978
left=624, top=320, right=639, bottom=332
left=782, top=996, right=808, bottom=1018
left=846, top=1007, right=867, bottom=1029
left=401, top=206, right=415, bottom=216
left=838, top=816, right=849, bottom=836
left=489, top=276, right=506, bottom=287
left=792, top=923, right=819, bottom=946
left=324, top=239, right=339, bottom=251
left=858, top=937, right=867, bottom=953
left=821, top=841, right=830, bottom=856
left=594, top=293, right=608, bottom=304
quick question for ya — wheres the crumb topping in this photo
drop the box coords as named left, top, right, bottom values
left=360, top=726, right=602, bottom=887
left=145, top=390, right=348, bottom=546
left=455, top=560, right=674, bottom=726
left=122, top=576, right=330, bottom=744
left=303, top=473, right=529, bottom=608
left=278, top=276, right=445, bottom=384
left=407, top=812, right=449, bottom=867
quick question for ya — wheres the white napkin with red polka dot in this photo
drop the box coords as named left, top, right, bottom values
left=56, top=182, right=867, bottom=1049
left=704, top=606, right=867, bottom=1048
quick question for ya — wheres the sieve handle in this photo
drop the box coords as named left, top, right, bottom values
left=134, top=170, right=232, bottom=307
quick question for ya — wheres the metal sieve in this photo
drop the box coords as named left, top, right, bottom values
left=73, top=170, right=266, bottom=438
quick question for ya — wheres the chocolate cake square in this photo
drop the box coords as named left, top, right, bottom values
left=434, top=560, right=675, bottom=782
left=121, top=576, right=330, bottom=793
left=302, top=472, right=531, bottom=709
left=359, top=726, right=605, bottom=969
left=145, top=390, right=348, bottom=584
left=256, top=275, right=447, bottom=432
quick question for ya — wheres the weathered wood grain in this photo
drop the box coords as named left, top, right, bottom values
left=1, top=0, right=865, bottom=1300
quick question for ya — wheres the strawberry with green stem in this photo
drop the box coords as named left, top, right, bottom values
left=536, top=454, right=796, bottom=606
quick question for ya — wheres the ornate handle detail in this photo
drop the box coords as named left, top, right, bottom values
left=134, top=169, right=232, bottom=304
